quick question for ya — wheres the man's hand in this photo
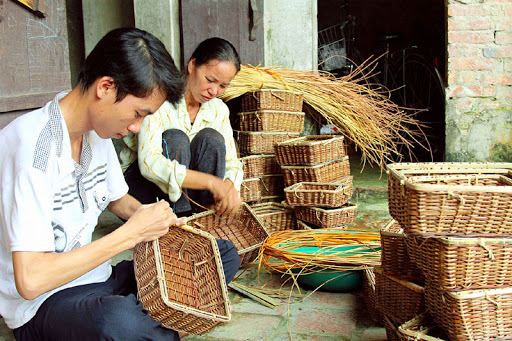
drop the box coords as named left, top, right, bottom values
left=210, top=179, right=242, bottom=216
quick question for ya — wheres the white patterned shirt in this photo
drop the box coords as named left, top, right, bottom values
left=119, top=98, right=243, bottom=202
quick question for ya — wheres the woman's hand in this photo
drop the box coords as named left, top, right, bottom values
left=211, top=179, right=242, bottom=216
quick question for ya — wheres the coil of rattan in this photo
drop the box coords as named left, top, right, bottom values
left=274, top=134, right=346, bottom=166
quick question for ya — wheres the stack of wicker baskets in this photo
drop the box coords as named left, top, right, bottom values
left=275, top=134, right=356, bottom=228
left=383, top=162, right=512, bottom=341
left=237, top=89, right=304, bottom=205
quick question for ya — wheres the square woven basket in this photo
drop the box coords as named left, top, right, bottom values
left=241, top=154, right=280, bottom=179
left=241, top=89, right=303, bottom=112
left=281, top=156, right=351, bottom=186
left=274, top=134, right=346, bottom=166
left=238, top=110, right=305, bottom=133
left=133, top=225, right=231, bottom=334
left=240, top=178, right=261, bottom=203
left=294, top=203, right=357, bottom=228
left=187, top=203, right=269, bottom=267
left=398, top=314, right=449, bottom=341
left=237, top=131, right=300, bottom=156
left=284, top=181, right=352, bottom=208
left=249, top=202, right=297, bottom=234
left=405, top=234, right=512, bottom=291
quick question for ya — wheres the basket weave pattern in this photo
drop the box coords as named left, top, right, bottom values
left=241, top=154, right=280, bottom=179
left=240, top=178, right=261, bottom=203
left=260, top=175, right=285, bottom=197
left=250, top=202, right=297, bottom=234
left=274, top=135, right=346, bottom=165
left=294, top=204, right=356, bottom=228
left=133, top=226, right=230, bottom=334
left=238, top=131, right=300, bottom=156
left=238, top=110, right=305, bottom=133
left=241, top=89, right=303, bottom=112
left=282, top=157, right=351, bottom=186
left=398, top=314, right=449, bottom=341
left=284, top=182, right=352, bottom=208
left=363, top=267, right=384, bottom=326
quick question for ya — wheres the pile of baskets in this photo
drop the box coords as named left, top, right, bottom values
left=376, top=162, right=512, bottom=341
left=238, top=89, right=304, bottom=204
left=275, top=134, right=356, bottom=229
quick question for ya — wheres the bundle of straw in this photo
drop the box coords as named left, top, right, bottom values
left=221, top=63, right=426, bottom=168
left=257, top=229, right=381, bottom=275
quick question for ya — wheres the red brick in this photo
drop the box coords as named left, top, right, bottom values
left=448, top=45, right=480, bottom=58
left=448, top=4, right=489, bottom=17
left=496, top=86, right=512, bottom=99
left=448, top=18, right=492, bottom=31
left=498, top=46, right=512, bottom=58
left=483, top=74, right=512, bottom=86
left=450, top=57, right=495, bottom=71
left=495, top=18, right=512, bottom=31
left=448, top=86, right=483, bottom=97
left=496, top=31, right=512, bottom=45
left=483, top=86, right=497, bottom=96
left=449, top=31, right=495, bottom=44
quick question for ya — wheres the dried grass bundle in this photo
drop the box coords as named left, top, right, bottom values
left=221, top=63, right=427, bottom=168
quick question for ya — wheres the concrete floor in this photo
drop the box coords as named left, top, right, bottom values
left=0, top=155, right=390, bottom=341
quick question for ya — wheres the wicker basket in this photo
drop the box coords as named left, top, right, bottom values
left=238, top=110, right=305, bottom=133
left=133, top=225, right=231, bottom=334
left=383, top=315, right=403, bottom=341
left=187, top=203, right=269, bottom=267
left=380, top=219, right=423, bottom=281
left=241, top=178, right=261, bottom=203
left=398, top=173, right=512, bottom=236
left=375, top=266, right=425, bottom=325
left=241, top=89, right=303, bottom=112
left=296, top=219, right=313, bottom=230
left=363, top=267, right=384, bottom=326
left=294, top=204, right=357, bottom=228
left=257, top=195, right=285, bottom=204
left=406, top=234, right=512, bottom=291
left=284, top=182, right=352, bottom=208
left=274, top=134, right=346, bottom=165
left=386, top=162, right=512, bottom=233
left=249, top=202, right=297, bottom=234
left=425, top=281, right=512, bottom=341
left=259, top=174, right=285, bottom=197
left=241, top=154, right=280, bottom=179
left=398, top=314, right=449, bottom=341
left=237, top=131, right=300, bottom=156
left=281, top=156, right=351, bottom=186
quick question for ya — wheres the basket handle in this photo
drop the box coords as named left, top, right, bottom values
left=271, top=91, right=285, bottom=101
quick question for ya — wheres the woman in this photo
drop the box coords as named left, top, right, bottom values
left=121, top=37, right=243, bottom=217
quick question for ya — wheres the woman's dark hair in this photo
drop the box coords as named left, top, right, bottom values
left=189, top=37, right=241, bottom=72
left=77, top=28, right=184, bottom=104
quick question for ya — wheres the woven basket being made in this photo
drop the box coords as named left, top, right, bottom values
left=249, top=202, right=297, bottom=234
left=187, top=203, right=269, bottom=267
left=398, top=314, right=449, bottom=341
left=238, top=110, right=305, bottom=133
left=241, top=154, right=280, bottom=179
left=237, top=131, right=301, bottom=156
left=240, top=178, right=261, bottom=203
left=241, top=89, right=303, bottom=112
left=133, top=225, right=231, bottom=334
left=274, top=134, right=346, bottom=166
left=294, top=204, right=357, bottom=228
left=284, top=181, right=352, bottom=208
left=281, top=156, right=351, bottom=186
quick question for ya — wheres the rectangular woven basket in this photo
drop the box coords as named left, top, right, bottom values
left=238, top=110, right=305, bottom=133
left=405, top=234, right=512, bottom=291
left=240, top=178, right=261, bottom=203
left=380, top=219, right=423, bottom=281
left=237, top=131, right=300, bottom=156
left=284, top=182, right=352, bottom=207
left=260, top=174, right=285, bottom=197
left=386, top=162, right=512, bottom=232
left=375, top=266, right=425, bottom=325
left=383, top=315, right=403, bottom=341
left=187, top=203, right=269, bottom=267
left=294, top=203, right=357, bottom=228
left=281, top=156, right=351, bottom=186
left=274, top=134, right=346, bottom=166
left=249, top=202, right=297, bottom=234
left=398, top=314, right=448, bottom=341
left=133, top=225, right=231, bottom=334
left=241, top=89, right=303, bottom=112
left=425, top=281, right=512, bottom=341
left=363, top=267, right=384, bottom=326
left=241, top=154, right=280, bottom=179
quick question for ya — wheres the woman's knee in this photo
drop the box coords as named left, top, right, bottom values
left=193, top=128, right=225, bottom=148
left=162, top=129, right=191, bottom=162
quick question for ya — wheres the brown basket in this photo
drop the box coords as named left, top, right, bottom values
left=241, top=89, right=303, bottom=112
left=380, top=219, right=423, bottom=281
left=237, top=131, right=300, bottom=156
left=386, top=162, right=512, bottom=233
left=259, top=174, right=285, bottom=197
left=398, top=314, right=449, bottom=341
left=274, top=134, right=346, bottom=165
left=296, top=219, right=313, bottom=230
left=383, top=315, right=403, bottom=341
left=133, top=225, right=231, bottom=334
left=294, top=204, right=357, bottom=228
left=238, top=110, right=305, bottom=133
left=187, top=203, right=269, bottom=267
left=375, top=266, right=425, bottom=325
left=257, top=195, right=285, bottom=204
left=249, top=202, right=297, bottom=234
left=284, top=182, right=352, bottom=208
left=398, top=173, right=512, bottom=236
left=406, top=234, right=512, bottom=291
left=281, top=156, right=351, bottom=186
left=241, top=154, right=280, bottom=179
left=425, top=281, right=512, bottom=341
left=240, top=178, right=261, bottom=203
left=363, top=267, right=384, bottom=326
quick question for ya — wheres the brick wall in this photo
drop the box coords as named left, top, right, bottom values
left=446, top=0, right=512, bottom=161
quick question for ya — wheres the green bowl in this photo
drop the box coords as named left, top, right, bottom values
left=293, top=268, right=362, bottom=292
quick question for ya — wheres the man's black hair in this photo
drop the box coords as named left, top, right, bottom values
left=77, top=28, right=184, bottom=104
left=189, top=37, right=241, bottom=72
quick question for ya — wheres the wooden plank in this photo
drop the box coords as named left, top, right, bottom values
left=0, top=91, right=61, bottom=112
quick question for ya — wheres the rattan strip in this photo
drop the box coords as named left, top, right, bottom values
left=238, top=110, right=305, bottom=133
left=241, top=89, right=304, bottom=112
left=237, top=131, right=300, bottom=156
left=133, top=225, right=230, bottom=334
left=294, top=204, right=357, bottom=228
left=274, top=135, right=346, bottom=166
left=380, top=219, right=423, bottom=281
left=284, top=182, right=351, bottom=207
left=425, top=280, right=512, bottom=341
left=281, top=157, right=351, bottom=186
left=375, top=266, right=425, bottom=325
left=240, top=178, right=261, bottom=203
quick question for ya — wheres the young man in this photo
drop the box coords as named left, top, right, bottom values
left=0, top=28, right=239, bottom=340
